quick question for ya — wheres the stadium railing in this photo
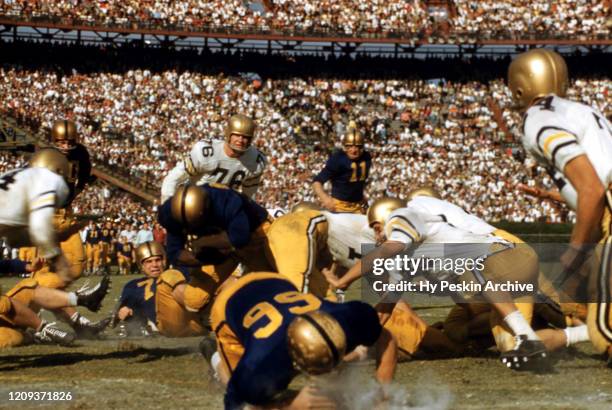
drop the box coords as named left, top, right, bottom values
left=0, top=14, right=610, bottom=44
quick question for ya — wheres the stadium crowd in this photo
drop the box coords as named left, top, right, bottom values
left=1, top=45, right=611, bottom=225
left=453, top=0, right=611, bottom=37
left=0, top=1, right=610, bottom=38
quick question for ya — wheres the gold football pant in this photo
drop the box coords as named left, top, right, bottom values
left=587, top=200, right=612, bottom=354
left=265, top=210, right=331, bottom=298
left=117, top=254, right=132, bottom=274
left=333, top=198, right=365, bottom=214
left=383, top=301, right=427, bottom=359
left=155, top=269, right=214, bottom=337
left=0, top=278, right=38, bottom=348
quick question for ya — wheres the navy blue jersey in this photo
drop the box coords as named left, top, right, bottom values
left=118, top=277, right=157, bottom=324
left=85, top=228, right=101, bottom=245
left=0, top=259, right=27, bottom=275
left=158, top=184, right=269, bottom=265
left=116, top=242, right=134, bottom=257
left=313, top=149, right=371, bottom=202
left=218, top=274, right=381, bottom=409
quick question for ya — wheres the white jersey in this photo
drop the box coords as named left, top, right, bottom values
left=383, top=201, right=507, bottom=261
left=161, top=139, right=267, bottom=202
left=0, top=167, right=69, bottom=258
left=406, top=196, right=496, bottom=235
left=322, top=211, right=375, bottom=269
left=522, top=95, right=612, bottom=210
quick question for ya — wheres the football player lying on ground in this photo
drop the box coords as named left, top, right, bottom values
left=0, top=275, right=109, bottom=347
left=323, top=196, right=578, bottom=370
left=112, top=241, right=215, bottom=337
left=207, top=272, right=397, bottom=410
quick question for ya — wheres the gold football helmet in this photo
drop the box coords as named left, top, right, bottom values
left=507, top=49, right=568, bottom=109
left=291, top=201, right=322, bottom=213
left=135, top=241, right=166, bottom=267
left=287, top=311, right=347, bottom=375
left=29, top=148, right=71, bottom=181
left=342, top=129, right=364, bottom=147
left=407, top=186, right=440, bottom=201
left=51, top=120, right=78, bottom=144
left=224, top=114, right=256, bottom=153
left=170, top=185, right=209, bottom=231
left=367, top=197, right=406, bottom=227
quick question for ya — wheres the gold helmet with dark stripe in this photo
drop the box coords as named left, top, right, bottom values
left=407, top=186, right=440, bottom=201
left=170, top=185, right=209, bottom=231
left=342, top=128, right=364, bottom=147
left=291, top=201, right=322, bottom=213
left=367, top=197, right=406, bottom=227
left=135, top=241, right=166, bottom=267
left=29, top=148, right=71, bottom=181
left=508, top=49, right=568, bottom=109
left=51, top=120, right=78, bottom=144
left=225, top=114, right=256, bottom=153
left=287, top=311, right=347, bottom=375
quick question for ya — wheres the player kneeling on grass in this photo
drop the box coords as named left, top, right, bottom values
left=112, top=241, right=213, bottom=337
left=206, top=272, right=396, bottom=410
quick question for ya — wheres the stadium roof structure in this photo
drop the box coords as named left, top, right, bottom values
left=0, top=15, right=611, bottom=57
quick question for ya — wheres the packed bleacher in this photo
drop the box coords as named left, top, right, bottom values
left=1, top=42, right=611, bottom=225
left=0, top=1, right=610, bottom=39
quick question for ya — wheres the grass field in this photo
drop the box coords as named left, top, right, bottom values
left=1, top=274, right=611, bottom=410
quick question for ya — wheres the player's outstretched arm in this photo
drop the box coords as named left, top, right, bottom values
left=518, top=183, right=564, bottom=203
left=375, top=328, right=397, bottom=384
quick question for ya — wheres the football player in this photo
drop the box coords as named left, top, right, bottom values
left=0, top=274, right=109, bottom=347
left=113, top=241, right=211, bottom=337
left=116, top=235, right=134, bottom=275
left=160, top=114, right=267, bottom=203
left=508, top=49, right=612, bottom=363
left=325, top=196, right=550, bottom=370
left=0, top=148, right=73, bottom=279
left=158, top=183, right=273, bottom=274
left=312, top=128, right=372, bottom=214
left=210, top=272, right=397, bottom=409
left=275, top=202, right=461, bottom=360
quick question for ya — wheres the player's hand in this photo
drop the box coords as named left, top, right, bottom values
left=26, top=257, right=45, bottom=273
left=117, top=306, right=133, bottom=321
left=518, top=184, right=545, bottom=198
left=288, top=386, right=336, bottom=410
left=321, top=267, right=342, bottom=289
left=320, top=197, right=336, bottom=212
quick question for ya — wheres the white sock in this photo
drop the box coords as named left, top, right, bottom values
left=67, top=292, right=78, bottom=306
left=503, top=310, right=539, bottom=341
left=563, top=324, right=589, bottom=347
left=211, top=352, right=221, bottom=382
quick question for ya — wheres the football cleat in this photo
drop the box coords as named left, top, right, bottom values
left=500, top=335, right=548, bottom=371
left=34, top=322, right=75, bottom=346
left=199, top=335, right=217, bottom=363
left=73, top=315, right=111, bottom=339
left=76, top=275, right=110, bottom=312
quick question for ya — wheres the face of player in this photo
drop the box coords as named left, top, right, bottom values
left=55, top=139, right=76, bottom=153
left=142, top=256, right=164, bottom=278
left=344, top=145, right=363, bottom=160
left=371, top=222, right=386, bottom=245
left=228, top=133, right=252, bottom=154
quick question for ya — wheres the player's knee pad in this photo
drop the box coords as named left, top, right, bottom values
left=0, top=326, right=25, bottom=348
left=183, top=284, right=213, bottom=313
